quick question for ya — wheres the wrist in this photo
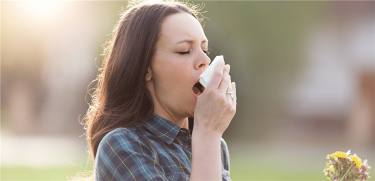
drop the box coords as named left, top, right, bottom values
left=190, top=126, right=222, bottom=181
left=192, top=127, right=222, bottom=141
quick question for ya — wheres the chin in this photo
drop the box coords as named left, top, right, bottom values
left=188, top=105, right=196, bottom=117
left=184, top=94, right=197, bottom=117
left=188, top=110, right=194, bottom=117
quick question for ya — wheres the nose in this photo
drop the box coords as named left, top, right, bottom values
left=195, top=50, right=211, bottom=70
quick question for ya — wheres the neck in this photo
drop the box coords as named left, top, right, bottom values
left=154, top=108, right=189, bottom=129
left=146, top=81, right=189, bottom=129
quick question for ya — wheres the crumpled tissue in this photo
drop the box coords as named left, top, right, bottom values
left=199, top=55, right=225, bottom=87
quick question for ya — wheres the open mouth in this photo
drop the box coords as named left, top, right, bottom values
left=192, top=81, right=205, bottom=96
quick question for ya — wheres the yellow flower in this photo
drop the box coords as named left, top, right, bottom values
left=326, top=162, right=331, bottom=167
left=327, top=154, right=337, bottom=161
left=333, top=151, right=347, bottom=158
left=349, top=154, right=362, bottom=168
left=329, top=165, right=334, bottom=172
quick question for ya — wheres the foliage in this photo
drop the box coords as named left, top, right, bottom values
left=324, top=150, right=371, bottom=181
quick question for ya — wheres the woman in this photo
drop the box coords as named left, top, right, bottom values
left=85, top=0, right=236, bottom=180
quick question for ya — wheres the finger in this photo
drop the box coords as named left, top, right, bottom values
left=206, top=61, right=225, bottom=90
left=218, top=65, right=231, bottom=94
left=225, top=74, right=232, bottom=91
left=226, top=81, right=234, bottom=101
left=231, top=82, right=237, bottom=108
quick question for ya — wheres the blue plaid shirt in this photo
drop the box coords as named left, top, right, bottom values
left=94, top=114, right=231, bottom=181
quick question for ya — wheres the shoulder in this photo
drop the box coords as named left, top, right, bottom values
left=95, top=127, right=164, bottom=180
left=96, top=127, right=149, bottom=158
left=103, top=127, right=137, bottom=140
left=95, top=128, right=137, bottom=180
left=98, top=127, right=137, bottom=149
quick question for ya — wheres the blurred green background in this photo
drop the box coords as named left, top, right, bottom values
left=1, top=0, right=374, bottom=180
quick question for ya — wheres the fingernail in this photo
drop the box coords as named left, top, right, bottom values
left=233, top=82, right=236, bottom=88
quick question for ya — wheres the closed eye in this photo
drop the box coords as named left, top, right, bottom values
left=178, top=49, right=209, bottom=55
left=179, top=50, right=190, bottom=55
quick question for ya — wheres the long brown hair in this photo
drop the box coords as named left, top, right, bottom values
left=84, top=0, right=204, bottom=160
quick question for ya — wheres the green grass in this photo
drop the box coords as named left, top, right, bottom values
left=230, top=154, right=325, bottom=180
left=1, top=166, right=373, bottom=181
left=1, top=165, right=94, bottom=181
left=1, top=155, right=373, bottom=181
left=231, top=162, right=325, bottom=180
left=0, top=166, right=324, bottom=181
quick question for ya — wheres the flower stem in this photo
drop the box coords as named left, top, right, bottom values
left=340, top=164, right=354, bottom=181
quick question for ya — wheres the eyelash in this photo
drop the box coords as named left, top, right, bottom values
left=179, top=50, right=209, bottom=55
left=179, top=51, right=190, bottom=55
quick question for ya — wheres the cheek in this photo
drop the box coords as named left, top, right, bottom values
left=153, top=54, right=190, bottom=84
left=152, top=52, right=196, bottom=112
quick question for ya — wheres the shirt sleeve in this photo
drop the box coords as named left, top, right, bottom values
left=221, top=138, right=231, bottom=181
left=95, top=129, right=168, bottom=181
left=220, top=138, right=230, bottom=172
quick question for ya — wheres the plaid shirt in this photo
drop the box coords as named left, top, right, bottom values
left=94, top=114, right=231, bottom=181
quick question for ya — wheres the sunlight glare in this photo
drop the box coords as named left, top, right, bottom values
left=26, top=0, right=62, bottom=20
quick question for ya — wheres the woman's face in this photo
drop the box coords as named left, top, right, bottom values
left=146, top=12, right=210, bottom=122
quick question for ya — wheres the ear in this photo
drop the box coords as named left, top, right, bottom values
left=145, top=66, right=152, bottom=81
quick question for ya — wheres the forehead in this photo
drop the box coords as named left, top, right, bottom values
left=158, top=12, right=207, bottom=45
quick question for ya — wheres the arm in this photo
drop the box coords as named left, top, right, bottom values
left=190, top=62, right=237, bottom=180
left=191, top=130, right=222, bottom=181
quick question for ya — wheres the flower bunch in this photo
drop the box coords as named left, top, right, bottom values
left=324, top=150, right=371, bottom=181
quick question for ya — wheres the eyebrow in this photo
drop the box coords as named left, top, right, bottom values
left=175, top=39, right=208, bottom=44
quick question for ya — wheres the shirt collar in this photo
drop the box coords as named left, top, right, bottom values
left=136, top=114, right=181, bottom=144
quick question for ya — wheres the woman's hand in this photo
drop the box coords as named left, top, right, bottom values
left=193, top=61, right=237, bottom=135
left=190, top=61, right=236, bottom=181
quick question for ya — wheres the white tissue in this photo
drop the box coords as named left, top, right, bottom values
left=199, top=55, right=225, bottom=87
